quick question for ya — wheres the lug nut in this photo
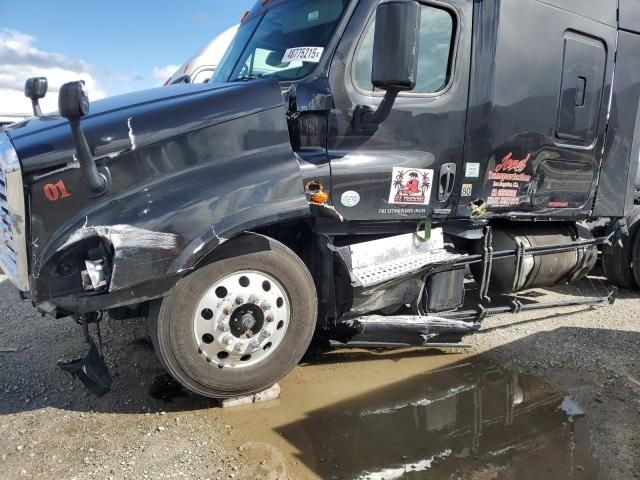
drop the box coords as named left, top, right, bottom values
left=223, top=335, right=234, bottom=346
left=235, top=296, right=244, bottom=305
left=235, top=343, right=244, bottom=352
left=260, top=329, right=271, bottom=338
left=266, top=313, right=275, bottom=322
left=222, top=304, right=232, bottom=315
left=218, top=322, right=230, bottom=332
left=248, top=294, right=259, bottom=304
left=261, top=302, right=271, bottom=311
left=250, top=339, right=260, bottom=349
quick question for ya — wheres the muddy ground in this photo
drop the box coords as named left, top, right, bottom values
left=0, top=273, right=639, bottom=480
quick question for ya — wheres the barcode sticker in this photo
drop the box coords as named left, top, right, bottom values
left=282, top=47, right=324, bottom=63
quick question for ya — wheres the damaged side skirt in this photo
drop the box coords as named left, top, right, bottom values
left=329, top=315, right=480, bottom=349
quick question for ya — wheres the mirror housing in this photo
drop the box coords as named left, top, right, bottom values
left=371, top=0, right=421, bottom=91
left=24, top=77, right=48, bottom=116
left=59, top=81, right=90, bottom=119
left=58, top=81, right=108, bottom=194
left=354, top=0, right=421, bottom=134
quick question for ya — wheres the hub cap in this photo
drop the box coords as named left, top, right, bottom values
left=193, top=270, right=291, bottom=368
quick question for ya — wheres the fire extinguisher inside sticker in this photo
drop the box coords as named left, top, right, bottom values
left=388, top=167, right=434, bottom=206
left=465, top=162, right=480, bottom=178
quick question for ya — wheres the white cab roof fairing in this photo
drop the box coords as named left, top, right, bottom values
left=168, top=24, right=240, bottom=84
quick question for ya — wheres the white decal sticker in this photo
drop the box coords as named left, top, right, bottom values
left=308, top=10, right=319, bottom=22
left=465, top=162, right=480, bottom=178
left=388, top=167, right=434, bottom=206
left=341, top=190, right=361, bottom=207
left=282, top=47, right=324, bottom=63
left=461, top=184, right=473, bottom=197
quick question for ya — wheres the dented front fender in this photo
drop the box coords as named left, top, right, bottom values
left=23, top=80, right=310, bottom=307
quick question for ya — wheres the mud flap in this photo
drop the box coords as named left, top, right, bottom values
left=58, top=338, right=112, bottom=397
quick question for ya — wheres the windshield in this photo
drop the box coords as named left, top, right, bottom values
left=212, top=0, right=350, bottom=83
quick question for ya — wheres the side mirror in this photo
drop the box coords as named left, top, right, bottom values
left=354, top=0, right=421, bottom=134
left=24, top=77, right=48, bottom=116
left=59, top=81, right=90, bottom=119
left=59, top=81, right=108, bottom=194
left=371, top=0, right=421, bottom=91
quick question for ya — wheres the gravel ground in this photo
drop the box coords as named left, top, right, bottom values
left=469, top=284, right=640, bottom=480
left=0, top=272, right=638, bottom=479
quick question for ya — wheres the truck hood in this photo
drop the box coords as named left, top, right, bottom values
left=6, top=79, right=286, bottom=174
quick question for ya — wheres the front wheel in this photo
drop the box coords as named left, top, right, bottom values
left=150, top=235, right=317, bottom=398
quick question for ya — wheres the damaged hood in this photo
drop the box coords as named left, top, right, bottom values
left=7, top=79, right=286, bottom=174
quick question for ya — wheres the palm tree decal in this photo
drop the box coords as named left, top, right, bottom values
left=421, top=172, right=431, bottom=196
left=394, top=170, right=405, bottom=193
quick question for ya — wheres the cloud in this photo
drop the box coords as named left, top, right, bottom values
left=0, top=28, right=107, bottom=116
left=153, top=64, right=180, bottom=86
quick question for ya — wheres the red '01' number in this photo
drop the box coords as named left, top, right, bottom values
left=43, top=180, right=71, bottom=202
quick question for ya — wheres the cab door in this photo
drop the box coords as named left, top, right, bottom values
left=327, top=0, right=472, bottom=223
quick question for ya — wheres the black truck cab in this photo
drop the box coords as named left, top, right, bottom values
left=1, top=0, right=639, bottom=398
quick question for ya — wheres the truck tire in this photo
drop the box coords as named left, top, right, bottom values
left=602, top=208, right=640, bottom=290
left=632, top=216, right=640, bottom=288
left=150, top=235, right=317, bottom=398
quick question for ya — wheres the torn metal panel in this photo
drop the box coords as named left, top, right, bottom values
left=62, top=224, right=178, bottom=291
left=331, top=315, right=479, bottom=347
left=127, top=117, right=136, bottom=151
left=309, top=202, right=344, bottom=222
left=349, top=276, right=423, bottom=317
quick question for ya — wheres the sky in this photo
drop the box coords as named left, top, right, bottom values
left=0, top=0, right=254, bottom=115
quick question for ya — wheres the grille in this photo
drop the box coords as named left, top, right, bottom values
left=0, top=168, right=16, bottom=267
left=0, top=132, right=29, bottom=292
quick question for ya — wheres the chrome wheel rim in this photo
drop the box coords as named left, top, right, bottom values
left=193, top=270, right=291, bottom=369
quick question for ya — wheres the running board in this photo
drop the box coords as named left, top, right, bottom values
left=330, top=315, right=480, bottom=349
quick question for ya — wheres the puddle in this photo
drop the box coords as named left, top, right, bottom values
left=215, top=350, right=599, bottom=479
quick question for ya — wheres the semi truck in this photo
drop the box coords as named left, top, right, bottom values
left=1, top=0, right=640, bottom=398
left=164, top=24, right=239, bottom=86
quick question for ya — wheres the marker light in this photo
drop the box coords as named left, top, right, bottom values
left=311, top=191, right=330, bottom=204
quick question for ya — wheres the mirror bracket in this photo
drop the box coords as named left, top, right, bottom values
left=24, top=77, right=48, bottom=117
left=353, top=88, right=400, bottom=135
left=59, top=81, right=110, bottom=195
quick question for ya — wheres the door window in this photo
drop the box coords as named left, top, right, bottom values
left=353, top=3, right=454, bottom=94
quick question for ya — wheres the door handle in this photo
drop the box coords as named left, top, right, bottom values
left=575, top=76, right=586, bottom=107
left=438, top=163, right=457, bottom=202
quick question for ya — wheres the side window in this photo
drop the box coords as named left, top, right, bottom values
left=353, top=3, right=454, bottom=94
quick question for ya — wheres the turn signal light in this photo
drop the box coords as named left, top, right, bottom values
left=311, top=191, right=329, bottom=204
